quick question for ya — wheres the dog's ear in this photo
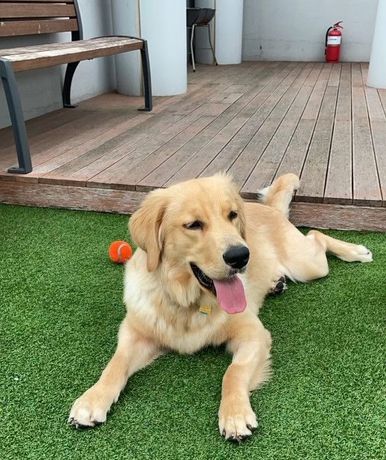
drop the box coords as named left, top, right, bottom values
left=129, top=189, right=169, bottom=272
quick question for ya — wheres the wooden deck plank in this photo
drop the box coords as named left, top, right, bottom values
left=240, top=66, right=331, bottom=198
left=323, top=120, right=352, bottom=204
left=324, top=63, right=352, bottom=204
left=296, top=65, right=339, bottom=202
left=328, top=63, right=342, bottom=87
left=362, top=64, right=386, bottom=203
left=274, top=63, right=328, bottom=179
left=301, top=64, right=332, bottom=120
left=245, top=88, right=316, bottom=191
left=241, top=64, right=317, bottom=194
left=274, top=119, right=315, bottom=180
left=370, top=121, right=386, bottom=203
left=334, top=63, right=351, bottom=122
left=351, top=63, right=382, bottom=205
left=378, top=89, right=386, bottom=117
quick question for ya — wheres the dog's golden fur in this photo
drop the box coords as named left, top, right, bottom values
left=69, top=173, right=372, bottom=441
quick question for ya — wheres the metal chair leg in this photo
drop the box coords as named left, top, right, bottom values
left=0, top=59, right=32, bottom=174
left=139, top=40, right=152, bottom=111
left=62, top=61, right=80, bottom=108
left=207, top=23, right=218, bottom=65
left=190, top=24, right=196, bottom=72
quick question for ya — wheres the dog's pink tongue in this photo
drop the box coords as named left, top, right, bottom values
left=213, top=276, right=247, bottom=314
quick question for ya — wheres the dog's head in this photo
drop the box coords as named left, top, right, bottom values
left=129, top=174, right=249, bottom=313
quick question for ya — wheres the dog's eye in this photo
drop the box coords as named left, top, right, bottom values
left=184, top=220, right=204, bottom=230
left=228, top=211, right=238, bottom=220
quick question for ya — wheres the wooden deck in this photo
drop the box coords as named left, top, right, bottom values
left=0, top=62, right=385, bottom=231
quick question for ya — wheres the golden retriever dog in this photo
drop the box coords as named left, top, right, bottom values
left=69, top=173, right=372, bottom=441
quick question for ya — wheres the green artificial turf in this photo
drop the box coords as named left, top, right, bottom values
left=0, top=204, right=385, bottom=460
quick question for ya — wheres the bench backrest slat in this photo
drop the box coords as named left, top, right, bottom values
left=1, top=0, right=74, bottom=2
left=0, top=3, right=76, bottom=18
left=0, top=19, right=78, bottom=37
left=0, top=1, right=80, bottom=37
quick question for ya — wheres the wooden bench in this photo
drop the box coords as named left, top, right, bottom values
left=0, top=0, right=152, bottom=174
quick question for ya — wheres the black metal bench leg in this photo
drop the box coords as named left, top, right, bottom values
left=62, top=61, right=80, bottom=108
left=190, top=24, right=197, bottom=72
left=0, top=59, right=32, bottom=174
left=207, top=23, right=218, bottom=66
left=138, top=40, right=152, bottom=112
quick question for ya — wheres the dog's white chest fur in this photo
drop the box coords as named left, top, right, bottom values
left=123, top=253, right=228, bottom=354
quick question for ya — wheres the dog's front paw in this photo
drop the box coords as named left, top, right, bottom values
left=68, top=386, right=110, bottom=429
left=218, top=398, right=258, bottom=442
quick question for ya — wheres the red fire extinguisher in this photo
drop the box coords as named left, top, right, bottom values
left=325, top=21, right=343, bottom=63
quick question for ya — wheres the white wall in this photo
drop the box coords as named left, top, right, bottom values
left=0, top=0, right=115, bottom=129
left=112, top=0, right=187, bottom=96
left=243, top=0, right=378, bottom=62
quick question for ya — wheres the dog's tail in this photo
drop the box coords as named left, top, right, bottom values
left=257, top=173, right=300, bottom=218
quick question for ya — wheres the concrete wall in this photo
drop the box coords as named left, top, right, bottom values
left=243, top=0, right=378, bottom=62
left=0, top=0, right=115, bottom=129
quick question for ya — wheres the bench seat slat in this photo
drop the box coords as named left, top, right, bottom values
left=0, top=3, right=76, bottom=18
left=0, top=37, right=144, bottom=71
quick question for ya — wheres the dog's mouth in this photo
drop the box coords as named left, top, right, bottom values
left=190, top=263, right=216, bottom=294
left=190, top=263, right=247, bottom=314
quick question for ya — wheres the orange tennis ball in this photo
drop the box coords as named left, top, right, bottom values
left=108, top=240, right=133, bottom=264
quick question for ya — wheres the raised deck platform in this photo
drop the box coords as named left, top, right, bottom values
left=0, top=62, right=385, bottom=231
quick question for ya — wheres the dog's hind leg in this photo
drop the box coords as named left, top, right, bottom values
left=283, top=229, right=373, bottom=284
left=307, top=230, right=373, bottom=263
left=258, top=173, right=299, bottom=218
left=69, top=316, right=162, bottom=428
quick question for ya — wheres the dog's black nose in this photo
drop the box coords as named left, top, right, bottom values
left=223, top=245, right=250, bottom=270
